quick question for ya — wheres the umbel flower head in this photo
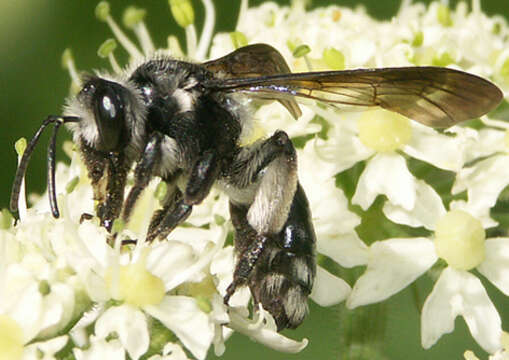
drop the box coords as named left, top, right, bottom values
left=3, top=0, right=509, bottom=359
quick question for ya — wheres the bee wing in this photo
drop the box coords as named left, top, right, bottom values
left=203, top=43, right=302, bottom=118
left=204, top=66, right=503, bottom=128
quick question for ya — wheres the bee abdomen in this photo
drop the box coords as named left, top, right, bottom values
left=250, top=246, right=315, bottom=330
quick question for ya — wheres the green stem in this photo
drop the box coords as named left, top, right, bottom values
left=337, top=268, right=389, bottom=360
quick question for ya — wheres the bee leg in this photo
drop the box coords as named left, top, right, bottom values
left=146, top=184, right=183, bottom=241
left=79, top=141, right=107, bottom=208
left=224, top=131, right=309, bottom=328
left=98, top=152, right=130, bottom=232
left=146, top=193, right=191, bottom=242
left=226, top=130, right=298, bottom=238
left=147, top=150, right=219, bottom=241
left=226, top=185, right=316, bottom=331
left=79, top=142, right=130, bottom=232
left=122, top=132, right=164, bottom=223
left=184, top=149, right=219, bottom=205
left=224, top=202, right=269, bottom=304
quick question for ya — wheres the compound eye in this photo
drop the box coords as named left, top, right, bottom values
left=93, top=83, right=126, bottom=152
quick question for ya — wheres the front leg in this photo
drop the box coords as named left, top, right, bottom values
left=97, top=152, right=129, bottom=232
left=80, top=142, right=129, bottom=232
left=146, top=149, right=220, bottom=242
left=122, top=132, right=164, bottom=224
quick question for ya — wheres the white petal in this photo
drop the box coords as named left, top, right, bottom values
left=38, top=283, right=75, bottom=338
left=298, top=139, right=342, bottom=182
left=147, top=227, right=225, bottom=292
left=158, top=343, right=191, bottom=360
left=308, top=182, right=361, bottom=236
left=403, top=123, right=475, bottom=171
left=256, top=102, right=319, bottom=138
left=210, top=246, right=251, bottom=307
left=227, top=306, right=308, bottom=353
left=144, top=240, right=196, bottom=288
left=7, top=281, right=44, bottom=343
left=452, top=155, right=509, bottom=226
left=317, top=232, right=369, bottom=268
left=347, top=238, right=436, bottom=308
left=383, top=179, right=446, bottom=230
left=465, top=128, right=506, bottom=162
left=421, top=268, right=502, bottom=353
left=145, top=296, right=214, bottom=360
left=84, top=270, right=110, bottom=302
left=450, top=200, right=498, bottom=229
left=95, top=305, right=149, bottom=360
left=310, top=266, right=351, bottom=306
left=306, top=115, right=374, bottom=174
left=352, top=153, right=416, bottom=210
left=74, top=336, right=125, bottom=360
left=23, top=336, right=69, bottom=359
left=168, top=222, right=224, bottom=254
left=477, top=238, right=509, bottom=295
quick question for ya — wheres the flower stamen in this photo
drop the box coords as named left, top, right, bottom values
left=96, top=2, right=143, bottom=60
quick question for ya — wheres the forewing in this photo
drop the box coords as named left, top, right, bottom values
left=203, top=43, right=302, bottom=118
left=204, top=66, right=503, bottom=128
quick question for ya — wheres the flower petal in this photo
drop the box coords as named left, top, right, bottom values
left=403, top=123, right=477, bottom=171
left=227, top=306, right=308, bottom=353
left=383, top=179, right=446, bottom=230
left=452, top=155, right=509, bottom=227
left=421, top=267, right=502, bottom=353
left=307, top=181, right=361, bottom=237
left=347, top=238, right=436, bottom=308
left=210, top=247, right=251, bottom=308
left=317, top=232, right=369, bottom=268
left=23, top=335, right=69, bottom=359
left=73, top=336, right=125, bottom=360
left=95, top=305, right=149, bottom=360
left=145, top=296, right=214, bottom=360
left=301, top=119, right=373, bottom=176
left=352, top=153, right=416, bottom=210
left=38, top=282, right=75, bottom=339
left=477, top=237, right=509, bottom=296
left=310, top=266, right=351, bottom=306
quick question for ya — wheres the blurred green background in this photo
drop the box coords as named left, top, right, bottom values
left=0, top=1, right=508, bottom=359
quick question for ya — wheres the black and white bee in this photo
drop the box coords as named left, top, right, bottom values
left=10, top=43, right=502, bottom=331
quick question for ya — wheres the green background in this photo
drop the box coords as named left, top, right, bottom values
left=0, top=1, right=508, bottom=359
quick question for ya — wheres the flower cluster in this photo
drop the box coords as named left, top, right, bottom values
left=2, top=0, right=509, bottom=359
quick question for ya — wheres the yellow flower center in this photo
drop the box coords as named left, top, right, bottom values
left=357, top=109, right=412, bottom=152
left=434, top=210, right=486, bottom=270
left=106, top=255, right=165, bottom=307
left=0, top=315, right=24, bottom=360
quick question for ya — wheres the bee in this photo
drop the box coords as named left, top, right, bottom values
left=10, top=43, right=502, bottom=331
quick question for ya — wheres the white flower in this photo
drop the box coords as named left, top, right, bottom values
left=347, top=209, right=508, bottom=354
left=451, top=119, right=509, bottom=228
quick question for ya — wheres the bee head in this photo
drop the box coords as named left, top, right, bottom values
left=76, top=76, right=133, bottom=153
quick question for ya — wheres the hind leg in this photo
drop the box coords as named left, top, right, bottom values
left=223, top=131, right=316, bottom=330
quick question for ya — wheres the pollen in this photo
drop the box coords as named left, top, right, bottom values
left=107, top=256, right=166, bottom=307
left=434, top=210, right=486, bottom=271
left=332, top=9, right=341, bottom=22
left=0, top=315, right=24, bottom=360
left=357, top=109, right=412, bottom=152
